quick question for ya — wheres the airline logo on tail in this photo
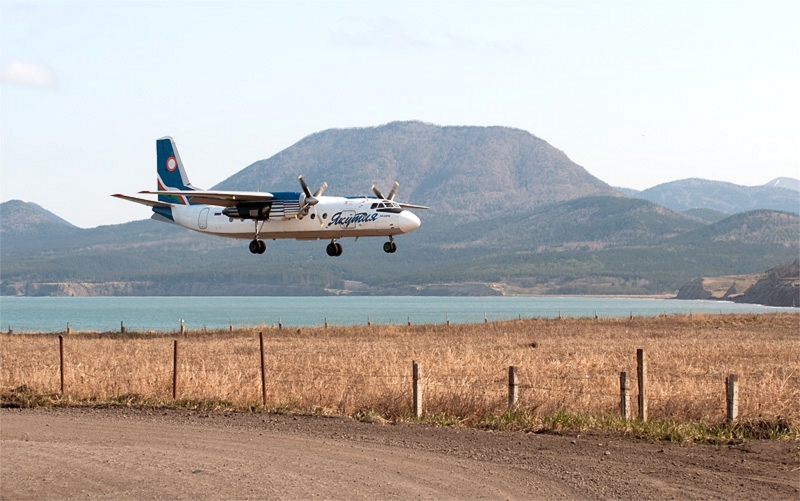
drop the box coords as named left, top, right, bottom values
left=156, top=136, right=195, bottom=204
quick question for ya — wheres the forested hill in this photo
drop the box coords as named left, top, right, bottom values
left=215, top=121, right=619, bottom=221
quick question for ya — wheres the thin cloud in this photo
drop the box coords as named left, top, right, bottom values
left=444, top=34, right=526, bottom=56
left=0, top=61, right=57, bottom=88
left=330, top=17, right=431, bottom=49
left=331, top=17, right=524, bottom=56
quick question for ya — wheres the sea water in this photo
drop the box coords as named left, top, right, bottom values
left=0, top=296, right=794, bottom=333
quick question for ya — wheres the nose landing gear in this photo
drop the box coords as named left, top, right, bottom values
left=383, top=237, right=397, bottom=253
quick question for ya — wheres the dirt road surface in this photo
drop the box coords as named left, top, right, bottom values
left=1, top=407, right=797, bottom=500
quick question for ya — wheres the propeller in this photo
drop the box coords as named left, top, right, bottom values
left=298, top=175, right=327, bottom=224
left=372, top=182, right=400, bottom=201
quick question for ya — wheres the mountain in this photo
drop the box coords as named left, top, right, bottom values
left=765, top=177, right=800, bottom=192
left=626, top=178, right=799, bottom=214
left=2, top=122, right=799, bottom=297
left=215, top=121, right=620, bottom=221
left=0, top=200, right=77, bottom=235
left=424, top=196, right=706, bottom=251
left=669, top=210, right=800, bottom=245
left=681, top=208, right=729, bottom=224
left=3, top=200, right=796, bottom=297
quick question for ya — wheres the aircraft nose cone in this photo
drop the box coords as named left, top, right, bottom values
left=399, top=211, right=421, bottom=233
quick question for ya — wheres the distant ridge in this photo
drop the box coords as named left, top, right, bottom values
left=215, top=121, right=619, bottom=221
left=626, top=178, right=799, bottom=214
left=764, top=177, right=800, bottom=192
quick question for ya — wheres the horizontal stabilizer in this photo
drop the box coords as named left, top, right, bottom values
left=138, top=190, right=274, bottom=207
left=112, top=194, right=173, bottom=208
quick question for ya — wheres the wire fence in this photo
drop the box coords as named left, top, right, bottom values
left=10, top=333, right=794, bottom=424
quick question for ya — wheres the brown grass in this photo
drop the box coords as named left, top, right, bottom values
left=2, top=313, right=798, bottom=437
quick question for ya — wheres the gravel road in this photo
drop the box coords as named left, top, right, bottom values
left=1, top=407, right=797, bottom=499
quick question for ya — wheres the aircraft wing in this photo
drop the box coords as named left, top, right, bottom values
left=399, top=203, right=429, bottom=210
left=112, top=194, right=174, bottom=208
left=138, top=190, right=275, bottom=207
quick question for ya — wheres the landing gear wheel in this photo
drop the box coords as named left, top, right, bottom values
left=249, top=240, right=261, bottom=254
left=257, top=240, right=266, bottom=254
left=327, top=242, right=343, bottom=256
left=327, top=242, right=338, bottom=256
left=383, top=241, right=397, bottom=253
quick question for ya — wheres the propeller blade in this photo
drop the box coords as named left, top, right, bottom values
left=298, top=175, right=312, bottom=197
left=372, top=185, right=385, bottom=199
left=314, top=206, right=324, bottom=227
left=387, top=182, right=399, bottom=201
left=314, top=182, right=328, bottom=197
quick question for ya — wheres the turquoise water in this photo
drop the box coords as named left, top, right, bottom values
left=0, top=296, right=794, bottom=333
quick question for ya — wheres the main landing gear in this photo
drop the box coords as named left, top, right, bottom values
left=383, top=236, right=397, bottom=254
left=249, top=220, right=266, bottom=254
left=249, top=239, right=266, bottom=254
left=326, top=240, right=343, bottom=257
left=325, top=238, right=397, bottom=257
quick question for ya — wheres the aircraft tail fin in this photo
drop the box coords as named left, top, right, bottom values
left=156, top=136, right=195, bottom=203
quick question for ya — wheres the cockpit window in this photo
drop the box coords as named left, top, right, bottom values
left=371, top=203, right=377, bottom=209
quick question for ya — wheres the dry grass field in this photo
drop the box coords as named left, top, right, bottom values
left=2, top=313, right=798, bottom=439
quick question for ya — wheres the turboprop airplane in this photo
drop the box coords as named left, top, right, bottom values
left=113, top=136, right=427, bottom=256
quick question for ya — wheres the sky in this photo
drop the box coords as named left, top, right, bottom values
left=1, top=0, right=798, bottom=228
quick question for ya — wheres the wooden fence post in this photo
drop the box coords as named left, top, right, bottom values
left=508, top=366, right=518, bottom=410
left=172, top=339, right=179, bottom=400
left=637, top=349, right=648, bottom=422
left=446, top=313, right=450, bottom=327
left=59, top=335, right=65, bottom=395
left=120, top=321, right=126, bottom=334
left=412, top=360, right=422, bottom=418
left=726, top=374, right=739, bottom=422
left=619, top=371, right=631, bottom=420
left=259, top=332, right=267, bottom=407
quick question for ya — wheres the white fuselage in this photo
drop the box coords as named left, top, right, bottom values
left=167, top=196, right=421, bottom=241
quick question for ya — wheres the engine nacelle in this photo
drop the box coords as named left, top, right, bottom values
left=222, top=203, right=271, bottom=220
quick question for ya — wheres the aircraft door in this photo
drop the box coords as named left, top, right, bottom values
left=198, top=208, right=209, bottom=230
